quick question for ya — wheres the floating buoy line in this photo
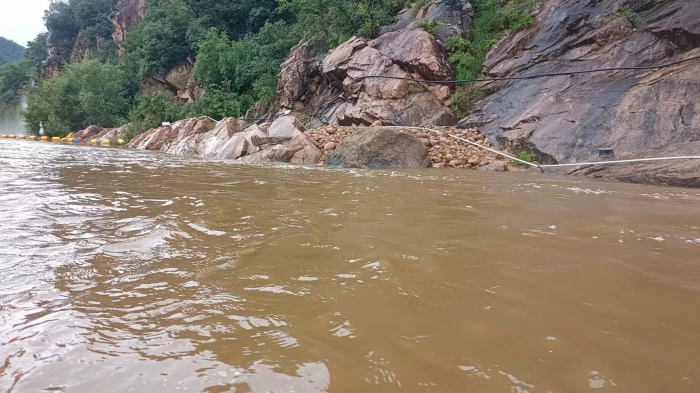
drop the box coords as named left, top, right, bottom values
left=2, top=134, right=126, bottom=146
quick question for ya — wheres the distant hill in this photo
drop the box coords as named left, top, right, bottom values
left=0, top=37, right=25, bottom=66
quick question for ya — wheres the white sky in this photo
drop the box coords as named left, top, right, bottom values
left=0, top=0, right=50, bottom=46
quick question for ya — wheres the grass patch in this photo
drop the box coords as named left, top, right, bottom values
left=615, top=7, right=643, bottom=28
left=513, top=150, right=539, bottom=166
left=451, top=89, right=486, bottom=118
left=416, top=20, right=439, bottom=38
left=411, top=0, right=432, bottom=16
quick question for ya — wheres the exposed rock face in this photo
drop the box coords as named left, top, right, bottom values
left=460, top=0, right=700, bottom=187
left=110, top=0, right=147, bottom=51
left=73, top=124, right=128, bottom=142
left=70, top=30, right=106, bottom=63
left=129, top=117, right=214, bottom=152
left=140, top=59, right=204, bottom=101
left=277, top=25, right=457, bottom=127
left=126, top=115, right=322, bottom=165
left=325, top=127, right=432, bottom=168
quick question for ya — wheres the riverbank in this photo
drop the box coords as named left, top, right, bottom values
left=11, top=112, right=700, bottom=188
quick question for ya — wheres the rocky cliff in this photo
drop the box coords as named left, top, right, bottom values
left=459, top=0, right=700, bottom=186
left=275, top=24, right=458, bottom=127
left=110, top=0, right=147, bottom=51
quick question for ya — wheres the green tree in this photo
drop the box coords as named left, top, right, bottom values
left=279, top=0, right=406, bottom=48
left=194, top=22, right=299, bottom=103
left=0, top=62, right=30, bottom=106
left=24, top=59, right=130, bottom=136
left=24, top=33, right=50, bottom=80
left=126, top=0, right=198, bottom=77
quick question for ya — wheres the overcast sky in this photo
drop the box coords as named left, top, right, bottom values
left=0, top=0, right=50, bottom=46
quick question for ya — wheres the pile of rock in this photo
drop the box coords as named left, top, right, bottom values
left=306, top=124, right=509, bottom=170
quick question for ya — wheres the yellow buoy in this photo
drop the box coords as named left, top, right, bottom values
left=117, top=139, right=125, bottom=146
left=29, top=136, right=37, bottom=141
left=1, top=135, right=7, bottom=138
left=41, top=136, right=49, bottom=141
left=9, top=135, right=16, bottom=139
left=90, top=139, right=97, bottom=145
left=103, top=140, right=111, bottom=146
left=18, top=135, right=26, bottom=140
left=52, top=137, right=61, bottom=142
left=66, top=138, right=75, bottom=143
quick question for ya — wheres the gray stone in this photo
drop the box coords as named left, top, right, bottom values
left=325, top=127, right=432, bottom=168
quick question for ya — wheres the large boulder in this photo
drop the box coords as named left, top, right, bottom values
left=239, top=116, right=322, bottom=164
left=325, top=127, right=432, bottom=168
left=128, top=117, right=213, bottom=152
left=160, top=117, right=215, bottom=155
left=460, top=0, right=700, bottom=187
left=74, top=125, right=106, bottom=141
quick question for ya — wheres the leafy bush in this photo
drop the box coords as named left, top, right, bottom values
left=194, top=22, right=300, bottom=104
left=126, top=0, right=198, bottom=77
left=500, top=3, right=536, bottom=33
left=24, top=59, right=130, bottom=136
left=513, top=150, right=539, bottom=166
left=616, top=7, right=643, bottom=28
left=0, top=62, right=30, bottom=106
left=451, top=89, right=485, bottom=118
left=279, top=0, right=408, bottom=48
left=416, top=21, right=439, bottom=38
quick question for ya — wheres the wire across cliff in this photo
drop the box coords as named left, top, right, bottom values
left=353, top=54, right=700, bottom=85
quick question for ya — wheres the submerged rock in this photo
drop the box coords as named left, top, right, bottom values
left=325, top=127, right=431, bottom=169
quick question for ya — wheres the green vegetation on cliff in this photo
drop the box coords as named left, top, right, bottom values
left=11, top=0, right=541, bottom=136
left=447, top=0, right=541, bottom=116
left=20, top=0, right=411, bottom=136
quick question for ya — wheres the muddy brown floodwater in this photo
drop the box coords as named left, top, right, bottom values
left=2, top=140, right=700, bottom=393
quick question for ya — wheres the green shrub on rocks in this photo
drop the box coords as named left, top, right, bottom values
left=416, top=21, right=439, bottom=38
left=513, top=150, right=539, bottom=166
left=616, top=7, right=644, bottom=28
left=451, top=89, right=486, bottom=118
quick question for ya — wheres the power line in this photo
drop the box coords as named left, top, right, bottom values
left=353, top=55, right=700, bottom=85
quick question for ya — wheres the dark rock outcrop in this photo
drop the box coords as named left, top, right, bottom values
left=325, top=127, right=432, bottom=168
left=459, top=0, right=700, bottom=187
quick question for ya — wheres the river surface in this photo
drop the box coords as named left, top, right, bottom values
left=2, top=140, right=700, bottom=393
